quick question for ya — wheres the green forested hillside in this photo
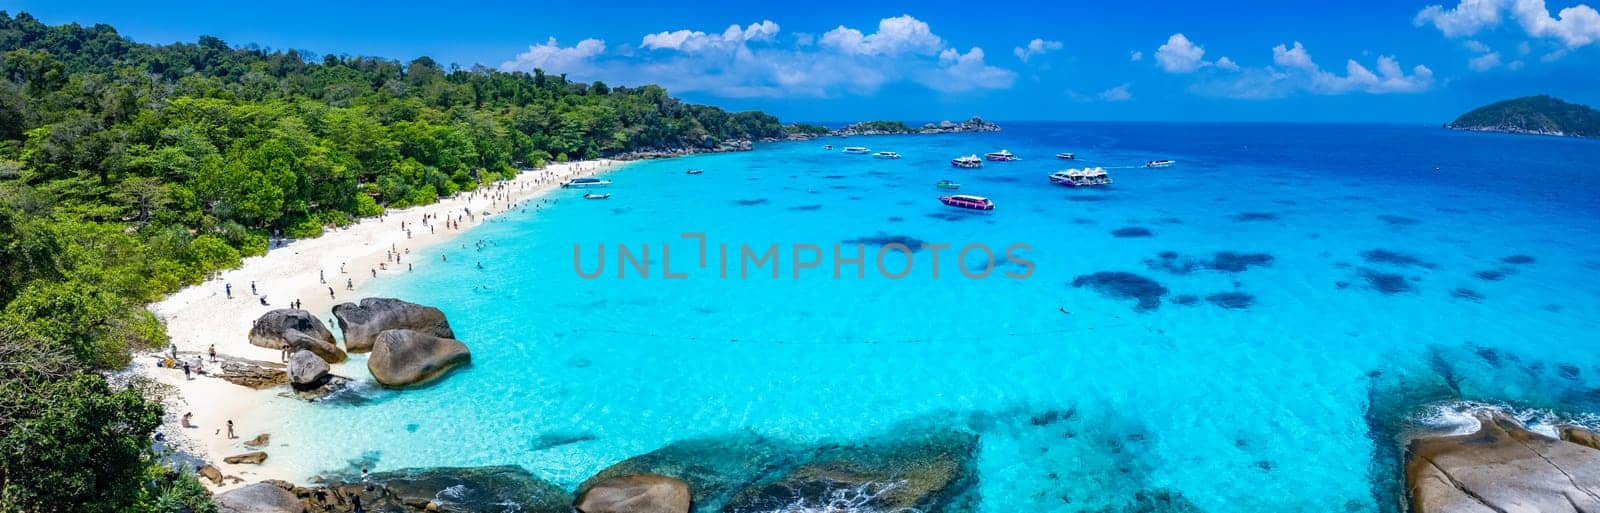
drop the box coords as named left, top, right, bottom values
left=0, top=10, right=782, bottom=512
left=1447, top=95, right=1600, bottom=138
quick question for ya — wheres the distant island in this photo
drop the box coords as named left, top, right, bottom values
left=781, top=117, right=1002, bottom=140
left=1446, top=95, right=1600, bottom=138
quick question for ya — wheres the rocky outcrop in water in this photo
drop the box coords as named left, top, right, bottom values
left=1562, top=425, right=1600, bottom=451
left=332, top=298, right=454, bottom=353
left=576, top=474, right=691, bottom=513
left=249, top=308, right=346, bottom=363
left=367, top=329, right=470, bottom=387
left=287, top=349, right=330, bottom=389
left=1405, top=411, right=1600, bottom=513
left=722, top=430, right=978, bottom=513
left=215, top=482, right=301, bottom=513
left=580, top=434, right=790, bottom=513
left=295, top=465, right=571, bottom=513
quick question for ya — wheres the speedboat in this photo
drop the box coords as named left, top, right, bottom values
left=1146, top=159, right=1176, bottom=168
left=562, top=177, right=612, bottom=188
left=950, top=155, right=983, bottom=168
left=873, top=151, right=901, bottom=159
left=984, top=149, right=1019, bottom=161
left=823, top=144, right=833, bottom=150
left=686, top=169, right=704, bottom=175
left=940, top=194, right=994, bottom=211
left=842, top=146, right=871, bottom=154
left=583, top=193, right=611, bottom=200
left=936, top=180, right=961, bottom=190
left=1049, top=167, right=1113, bottom=187
left=1056, top=152, right=1076, bottom=160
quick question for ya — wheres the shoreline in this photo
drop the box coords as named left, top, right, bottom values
left=137, top=159, right=626, bottom=490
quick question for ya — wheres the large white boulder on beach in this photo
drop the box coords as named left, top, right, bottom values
left=367, top=329, right=470, bottom=387
left=286, top=350, right=330, bottom=389
left=215, top=482, right=299, bottom=513
left=248, top=308, right=345, bottom=363
left=332, top=298, right=454, bottom=353
left=1406, top=411, right=1600, bottom=513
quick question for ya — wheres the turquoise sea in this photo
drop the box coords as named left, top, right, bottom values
left=250, top=123, right=1600, bottom=512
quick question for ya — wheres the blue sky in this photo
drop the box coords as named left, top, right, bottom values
left=8, top=0, right=1600, bottom=123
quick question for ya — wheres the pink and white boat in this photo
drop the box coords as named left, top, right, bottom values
left=939, top=194, right=995, bottom=211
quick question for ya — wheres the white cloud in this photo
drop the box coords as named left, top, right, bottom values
left=502, top=37, right=607, bottom=75
left=1512, top=0, right=1600, bottom=48
left=1098, top=83, right=1133, bottom=101
left=1155, top=33, right=1208, bottom=72
left=1272, top=41, right=1316, bottom=69
left=923, top=47, right=1017, bottom=92
left=641, top=20, right=780, bottom=52
left=500, top=16, right=1015, bottom=98
left=1215, top=56, right=1240, bottom=71
left=820, top=15, right=944, bottom=56
left=1013, top=38, right=1064, bottom=62
left=1414, top=0, right=1506, bottom=37
left=1192, top=42, right=1433, bottom=99
left=1130, top=50, right=1144, bottom=62
left=1414, top=0, right=1600, bottom=49
left=1469, top=51, right=1504, bottom=69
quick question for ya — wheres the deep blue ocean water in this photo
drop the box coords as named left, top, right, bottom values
left=248, top=123, right=1600, bottom=512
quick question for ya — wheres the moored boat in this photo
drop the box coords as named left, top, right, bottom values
left=872, top=151, right=902, bottom=159
left=936, top=180, right=961, bottom=190
left=1146, top=159, right=1176, bottom=168
left=843, top=146, right=871, bottom=154
left=686, top=169, right=704, bottom=175
left=823, top=144, right=833, bottom=150
left=939, top=194, right=994, bottom=210
left=1056, top=152, right=1076, bottom=160
left=985, top=149, right=1019, bottom=161
left=561, top=177, right=612, bottom=188
left=583, top=193, right=611, bottom=200
left=951, top=154, right=983, bottom=168
left=1049, top=167, right=1113, bottom=187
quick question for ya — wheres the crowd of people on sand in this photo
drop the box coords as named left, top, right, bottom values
left=154, top=164, right=613, bottom=482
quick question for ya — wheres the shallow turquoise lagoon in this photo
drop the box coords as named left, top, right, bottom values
left=249, top=123, right=1600, bottom=512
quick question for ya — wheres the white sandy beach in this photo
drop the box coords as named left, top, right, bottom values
left=138, top=159, right=623, bottom=489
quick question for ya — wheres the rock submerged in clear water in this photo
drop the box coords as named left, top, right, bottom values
left=1070, top=272, right=1168, bottom=312
left=332, top=298, right=455, bottom=353
left=576, top=430, right=978, bottom=513
left=578, top=433, right=789, bottom=513
left=721, top=430, right=979, bottom=513
left=296, top=465, right=572, bottom=513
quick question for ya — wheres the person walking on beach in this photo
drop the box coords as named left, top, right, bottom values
left=182, top=361, right=191, bottom=380
left=346, top=278, right=353, bottom=291
left=320, top=269, right=326, bottom=284
left=328, top=287, right=335, bottom=299
left=281, top=342, right=290, bottom=362
left=225, top=283, right=232, bottom=299
left=226, top=420, right=235, bottom=439
left=250, top=281, right=257, bottom=295
left=208, top=344, right=217, bottom=362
